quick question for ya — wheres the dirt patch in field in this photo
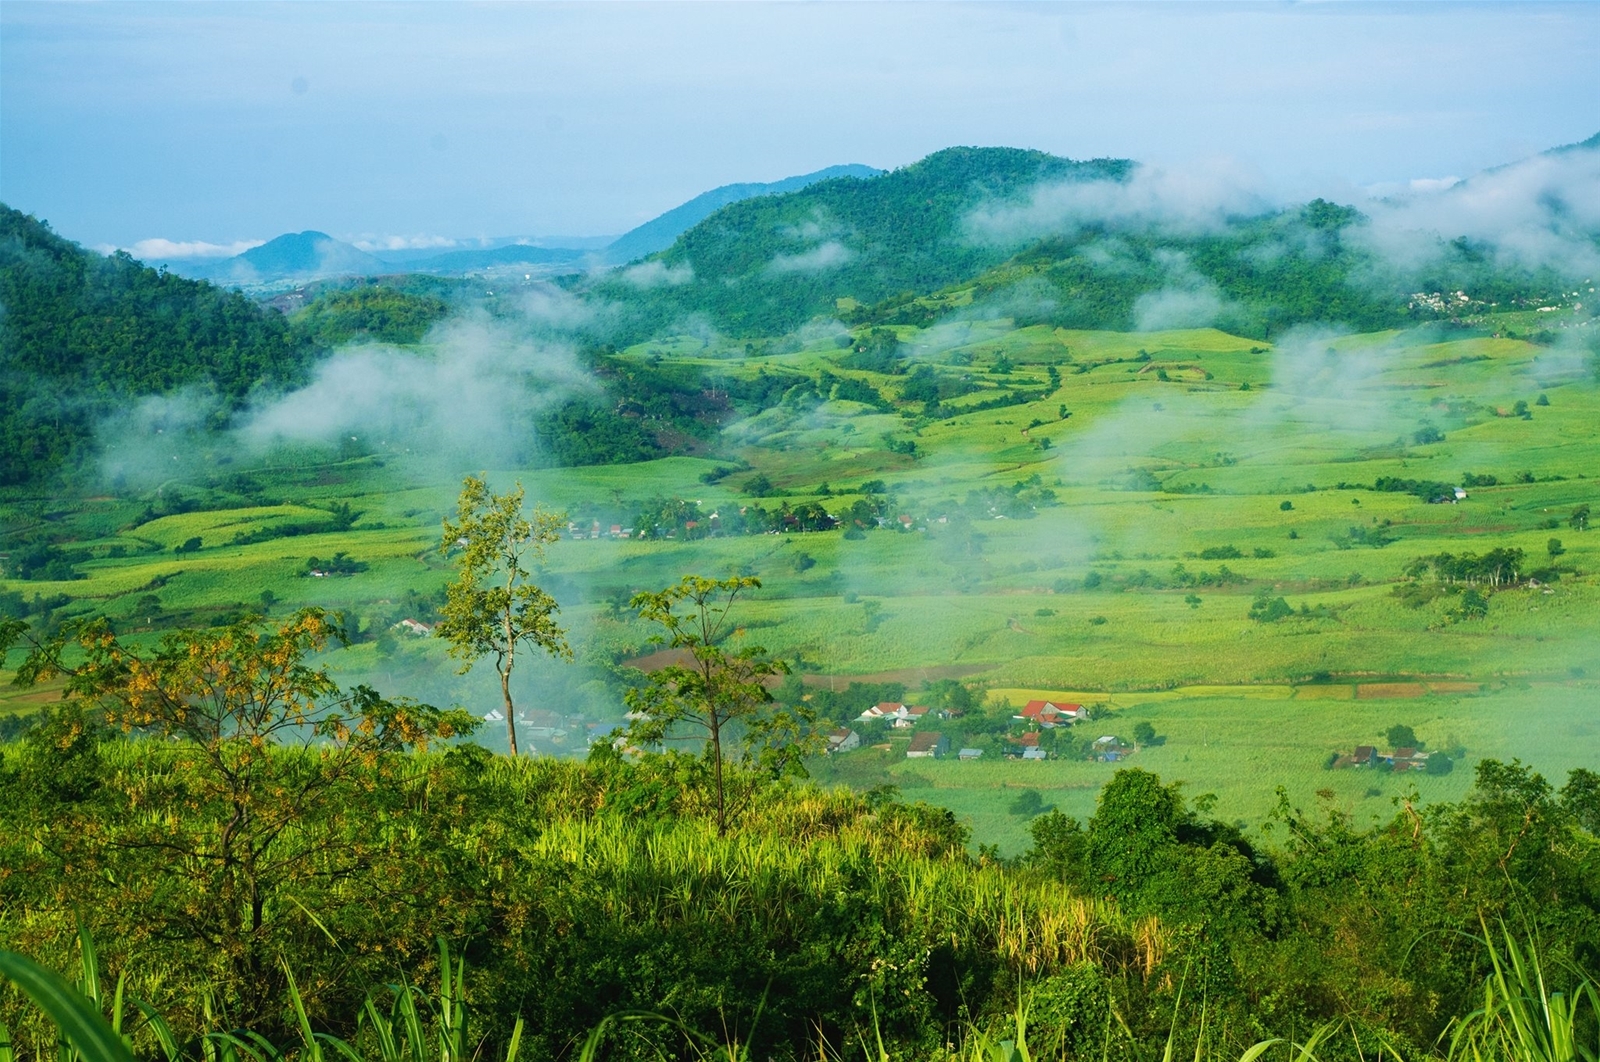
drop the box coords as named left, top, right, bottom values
left=1428, top=681, right=1483, bottom=694
left=1293, top=685, right=1355, bottom=700
left=1357, top=682, right=1428, bottom=699
left=623, top=648, right=695, bottom=673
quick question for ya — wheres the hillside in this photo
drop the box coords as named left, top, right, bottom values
left=0, top=207, right=319, bottom=488
left=584, top=147, right=1132, bottom=337
left=603, top=162, right=885, bottom=264
left=581, top=142, right=1594, bottom=342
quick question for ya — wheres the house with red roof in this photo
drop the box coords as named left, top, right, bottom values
left=859, top=702, right=930, bottom=728
left=1017, top=700, right=1087, bottom=727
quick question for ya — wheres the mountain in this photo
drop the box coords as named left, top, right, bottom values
left=603, top=164, right=884, bottom=264
left=399, top=243, right=592, bottom=274
left=587, top=147, right=1132, bottom=336
left=0, top=206, right=318, bottom=487
left=202, top=231, right=389, bottom=284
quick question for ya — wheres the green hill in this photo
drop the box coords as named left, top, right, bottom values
left=584, top=147, right=1133, bottom=336
left=0, top=206, right=319, bottom=487
left=603, top=162, right=885, bottom=264
left=581, top=143, right=1590, bottom=342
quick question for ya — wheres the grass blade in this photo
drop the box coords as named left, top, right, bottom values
left=0, top=951, right=137, bottom=1062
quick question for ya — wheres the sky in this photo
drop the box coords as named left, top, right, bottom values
left=2, top=2, right=1598, bottom=257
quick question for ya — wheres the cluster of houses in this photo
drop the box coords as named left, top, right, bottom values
left=1331, top=744, right=1434, bottom=771
left=568, top=520, right=636, bottom=540
left=822, top=698, right=1114, bottom=762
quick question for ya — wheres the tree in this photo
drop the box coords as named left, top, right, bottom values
left=437, top=475, right=570, bottom=756
left=1548, top=538, right=1565, bottom=558
left=624, top=576, right=817, bottom=835
left=1385, top=724, right=1418, bottom=749
left=7, top=610, right=475, bottom=1025
left=1572, top=504, right=1591, bottom=532
left=1133, top=721, right=1157, bottom=746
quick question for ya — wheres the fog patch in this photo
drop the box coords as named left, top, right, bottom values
left=97, top=386, right=229, bottom=489
left=769, top=241, right=854, bottom=274
left=1354, top=144, right=1600, bottom=278
left=964, top=158, right=1274, bottom=246
left=236, top=313, right=593, bottom=471
left=619, top=260, right=694, bottom=288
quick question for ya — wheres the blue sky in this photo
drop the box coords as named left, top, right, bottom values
left=3, top=2, right=1597, bottom=256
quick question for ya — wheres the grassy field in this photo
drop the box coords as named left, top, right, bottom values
left=5, top=317, right=1598, bottom=846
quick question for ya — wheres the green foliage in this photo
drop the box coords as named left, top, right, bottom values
left=584, top=148, right=1132, bottom=337
left=0, top=206, right=318, bottom=486
left=437, top=476, right=570, bottom=754
left=1385, top=724, right=1418, bottom=749
left=301, top=551, right=368, bottom=576
left=292, top=283, right=451, bottom=346
left=623, top=575, right=811, bottom=834
left=1248, top=594, right=1293, bottom=623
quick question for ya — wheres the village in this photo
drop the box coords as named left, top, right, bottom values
left=825, top=698, right=1140, bottom=764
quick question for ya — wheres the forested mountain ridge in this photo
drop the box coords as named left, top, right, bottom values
left=0, top=206, right=319, bottom=487
left=581, top=141, right=1595, bottom=342
left=603, top=162, right=886, bottom=264
left=582, top=147, right=1135, bottom=337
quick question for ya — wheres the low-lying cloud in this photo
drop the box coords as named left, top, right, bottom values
left=350, top=233, right=460, bottom=252
left=964, top=158, right=1274, bottom=246
left=618, top=259, right=694, bottom=288
left=104, top=238, right=265, bottom=260
left=97, top=311, right=596, bottom=488
left=1354, top=143, right=1600, bottom=278
left=768, top=240, right=854, bottom=274
left=237, top=314, right=591, bottom=462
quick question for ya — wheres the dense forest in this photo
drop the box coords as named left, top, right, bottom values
left=579, top=147, right=1578, bottom=342
left=0, top=208, right=321, bottom=487
left=0, top=607, right=1595, bottom=1060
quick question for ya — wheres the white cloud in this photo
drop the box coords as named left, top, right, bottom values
left=964, top=158, right=1274, bottom=245
left=768, top=240, right=853, bottom=274
left=1132, top=285, right=1226, bottom=332
left=104, top=238, right=265, bottom=259
left=1354, top=145, right=1600, bottom=277
left=350, top=233, right=460, bottom=252
left=618, top=260, right=694, bottom=288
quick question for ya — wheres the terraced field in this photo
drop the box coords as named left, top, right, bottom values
left=5, top=318, right=1598, bottom=847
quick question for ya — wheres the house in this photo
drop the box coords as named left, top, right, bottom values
left=1018, top=700, right=1087, bottom=727
left=859, top=703, right=929, bottom=728
left=1389, top=747, right=1430, bottom=771
left=958, top=748, right=984, bottom=761
left=1092, top=735, right=1127, bottom=762
left=484, top=709, right=505, bottom=723
left=906, top=731, right=949, bottom=759
left=609, top=524, right=623, bottom=538
left=827, top=728, right=861, bottom=755
left=1021, top=747, right=1047, bottom=761
left=1352, top=745, right=1378, bottom=767
left=394, top=618, right=432, bottom=636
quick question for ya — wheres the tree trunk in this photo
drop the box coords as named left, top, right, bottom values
left=710, top=714, right=725, bottom=836
left=502, top=666, right=519, bottom=756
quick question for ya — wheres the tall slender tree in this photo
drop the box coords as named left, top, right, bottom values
left=437, top=475, right=569, bottom=755
left=624, top=575, right=817, bottom=834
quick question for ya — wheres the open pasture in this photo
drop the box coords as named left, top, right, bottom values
left=5, top=321, right=1598, bottom=838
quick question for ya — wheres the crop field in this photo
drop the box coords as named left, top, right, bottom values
left=6, top=319, right=1598, bottom=846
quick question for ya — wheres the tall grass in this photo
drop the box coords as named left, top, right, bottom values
left=1444, top=921, right=1599, bottom=1062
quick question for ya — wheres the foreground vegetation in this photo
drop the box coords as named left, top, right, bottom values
left=1, top=608, right=1597, bottom=1060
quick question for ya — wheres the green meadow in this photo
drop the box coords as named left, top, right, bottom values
left=6, top=317, right=1599, bottom=848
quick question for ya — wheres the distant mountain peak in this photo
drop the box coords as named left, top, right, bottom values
left=604, top=163, right=885, bottom=264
